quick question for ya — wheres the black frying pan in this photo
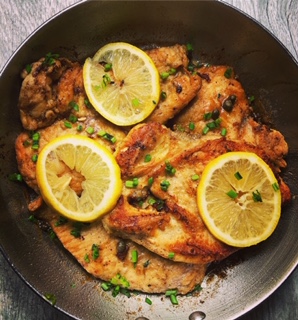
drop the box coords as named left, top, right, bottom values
left=0, top=1, right=297, bottom=319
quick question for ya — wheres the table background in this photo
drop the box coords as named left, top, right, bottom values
left=0, top=0, right=297, bottom=319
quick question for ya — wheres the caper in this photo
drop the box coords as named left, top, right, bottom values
left=117, top=240, right=127, bottom=253
left=211, top=108, right=220, bottom=120
left=222, top=95, right=237, bottom=112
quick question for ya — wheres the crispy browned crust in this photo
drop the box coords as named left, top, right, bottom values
left=42, top=208, right=206, bottom=294
left=103, top=122, right=291, bottom=264
left=145, top=45, right=202, bottom=123
left=174, top=65, right=288, bottom=171
left=15, top=102, right=126, bottom=206
left=18, top=58, right=85, bottom=130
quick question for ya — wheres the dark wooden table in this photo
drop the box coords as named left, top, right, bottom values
left=1, top=0, right=297, bottom=319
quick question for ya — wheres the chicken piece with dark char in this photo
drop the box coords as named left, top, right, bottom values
left=145, top=44, right=202, bottom=124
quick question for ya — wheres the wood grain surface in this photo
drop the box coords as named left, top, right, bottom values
left=0, top=0, right=297, bottom=319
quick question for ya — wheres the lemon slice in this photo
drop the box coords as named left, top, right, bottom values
left=36, top=135, right=122, bottom=222
left=83, top=42, right=160, bottom=126
left=197, top=151, right=281, bottom=247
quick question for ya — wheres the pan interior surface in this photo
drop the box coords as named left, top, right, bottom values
left=0, top=1, right=297, bottom=319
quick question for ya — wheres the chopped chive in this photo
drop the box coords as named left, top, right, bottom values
left=165, top=289, right=179, bottom=304
left=204, top=112, right=212, bottom=120
left=92, top=244, right=100, bottom=260
left=125, top=180, right=134, bottom=188
left=248, top=95, right=255, bottom=104
left=272, top=182, right=280, bottom=191
left=214, top=118, right=222, bottom=127
left=160, top=180, right=170, bottom=191
left=186, top=43, right=194, bottom=51
left=86, top=126, right=94, bottom=134
left=165, top=160, right=176, bottom=175
left=131, top=249, right=138, bottom=266
left=189, top=122, right=195, bottom=130
left=84, top=99, right=92, bottom=108
left=207, top=121, right=216, bottom=129
left=69, top=101, right=79, bottom=111
left=112, top=285, right=120, bottom=297
left=234, top=171, right=243, bottom=180
left=226, top=189, right=238, bottom=199
left=104, top=63, right=112, bottom=71
left=165, top=289, right=178, bottom=296
left=110, top=273, right=130, bottom=288
left=148, top=197, right=156, bottom=205
left=69, top=114, right=78, bottom=123
left=191, top=174, right=200, bottom=181
left=202, top=126, right=210, bottom=135
left=28, top=215, right=37, bottom=223
left=98, top=130, right=116, bottom=143
left=160, top=72, right=170, bottom=80
left=221, top=128, right=227, bottom=136
left=168, top=252, right=175, bottom=259
left=169, top=68, right=177, bottom=75
left=120, top=288, right=131, bottom=298
left=31, top=143, right=39, bottom=150
left=84, top=253, right=90, bottom=263
left=25, top=64, right=32, bottom=74
left=70, top=229, right=81, bottom=238
left=101, top=282, right=111, bottom=291
left=32, top=154, right=38, bottom=162
left=9, top=173, right=23, bottom=182
left=98, top=130, right=106, bottom=137
left=126, top=179, right=138, bottom=188
left=193, top=284, right=203, bottom=293
left=252, top=190, right=262, bottom=202
left=169, top=294, right=179, bottom=305
left=224, top=67, right=233, bottom=79
left=43, top=52, right=59, bottom=66
left=77, top=124, right=83, bottom=132
left=145, top=297, right=153, bottom=305
left=132, top=98, right=140, bottom=107
left=64, top=121, right=72, bottom=128
left=48, top=230, right=56, bottom=241
left=110, top=136, right=117, bottom=143
left=133, top=178, right=139, bottom=187
left=32, top=132, right=40, bottom=141
left=144, top=154, right=152, bottom=162
left=55, top=216, right=68, bottom=226
left=148, top=177, right=154, bottom=186
left=102, top=74, right=111, bottom=87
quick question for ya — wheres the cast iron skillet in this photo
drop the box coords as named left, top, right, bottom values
left=0, top=1, right=297, bottom=319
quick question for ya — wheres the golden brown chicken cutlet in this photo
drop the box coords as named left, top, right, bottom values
left=102, top=122, right=290, bottom=264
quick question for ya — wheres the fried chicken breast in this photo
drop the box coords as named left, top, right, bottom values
left=173, top=65, right=288, bottom=172
left=42, top=208, right=206, bottom=294
left=15, top=102, right=126, bottom=202
left=102, top=122, right=290, bottom=264
left=145, top=45, right=201, bottom=123
left=18, top=57, right=86, bottom=130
